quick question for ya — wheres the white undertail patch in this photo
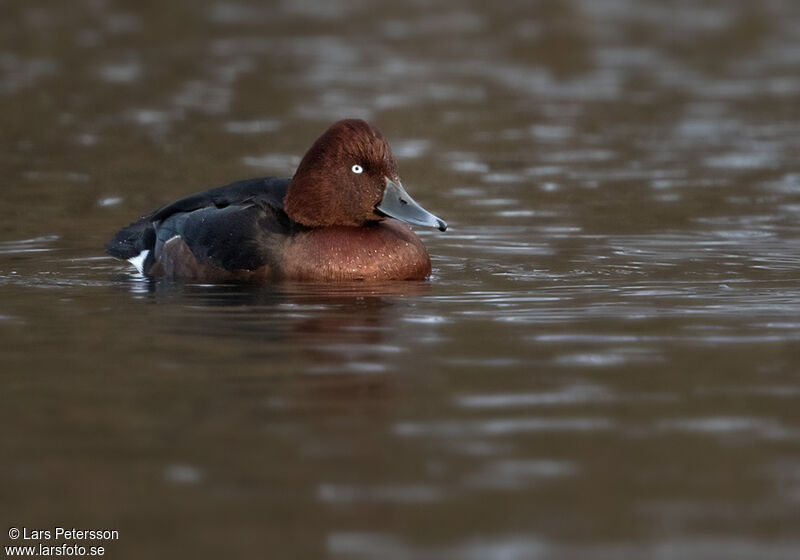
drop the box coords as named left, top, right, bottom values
left=127, top=249, right=149, bottom=274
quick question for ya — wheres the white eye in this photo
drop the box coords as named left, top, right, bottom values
left=351, top=164, right=363, bottom=174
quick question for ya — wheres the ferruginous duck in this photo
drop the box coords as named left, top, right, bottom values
left=106, top=119, right=446, bottom=282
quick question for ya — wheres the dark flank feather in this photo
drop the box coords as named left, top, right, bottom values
left=105, top=177, right=290, bottom=262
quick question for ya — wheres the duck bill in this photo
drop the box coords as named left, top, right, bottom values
left=376, top=178, right=447, bottom=231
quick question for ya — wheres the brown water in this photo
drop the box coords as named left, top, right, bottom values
left=2, top=1, right=800, bottom=558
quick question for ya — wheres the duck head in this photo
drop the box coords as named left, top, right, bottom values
left=284, top=119, right=447, bottom=231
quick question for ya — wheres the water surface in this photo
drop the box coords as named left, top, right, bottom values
left=2, top=1, right=800, bottom=558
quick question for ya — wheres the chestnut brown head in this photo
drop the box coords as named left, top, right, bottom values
left=284, top=119, right=446, bottom=231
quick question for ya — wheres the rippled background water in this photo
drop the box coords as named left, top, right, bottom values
left=2, top=1, right=800, bottom=558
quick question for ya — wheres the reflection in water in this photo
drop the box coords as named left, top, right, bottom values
left=3, top=0, right=800, bottom=558
left=136, top=278, right=430, bottom=344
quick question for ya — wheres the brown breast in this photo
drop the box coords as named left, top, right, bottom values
left=280, top=220, right=431, bottom=281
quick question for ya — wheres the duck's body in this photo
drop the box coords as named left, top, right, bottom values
left=107, top=120, right=445, bottom=282
left=107, top=176, right=431, bottom=281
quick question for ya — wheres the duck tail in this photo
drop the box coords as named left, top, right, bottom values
left=106, top=216, right=156, bottom=260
